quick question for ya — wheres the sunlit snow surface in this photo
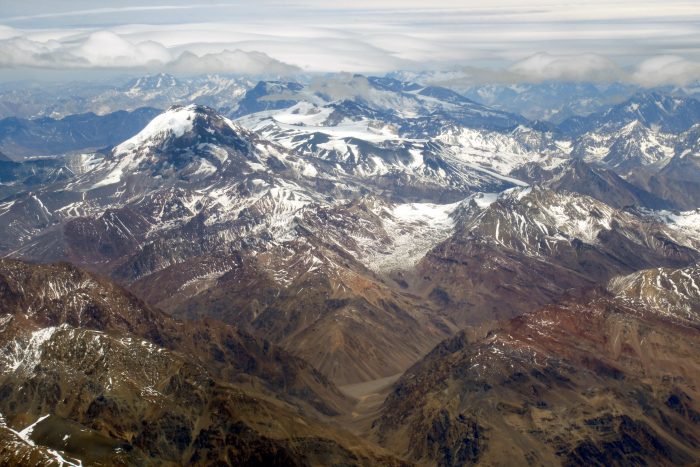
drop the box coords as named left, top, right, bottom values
left=114, top=104, right=197, bottom=153
left=239, top=103, right=405, bottom=145
left=653, top=209, right=700, bottom=238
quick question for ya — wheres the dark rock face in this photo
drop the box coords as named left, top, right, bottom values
left=566, top=415, right=695, bottom=466
left=666, top=392, right=700, bottom=424
left=420, top=410, right=486, bottom=467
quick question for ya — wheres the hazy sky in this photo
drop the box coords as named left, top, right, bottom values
left=1, top=0, right=699, bottom=84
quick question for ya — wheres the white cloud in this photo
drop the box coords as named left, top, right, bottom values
left=307, top=73, right=376, bottom=100
left=632, top=55, right=700, bottom=87
left=0, top=37, right=74, bottom=68
left=73, top=31, right=172, bottom=67
left=168, top=50, right=300, bottom=75
left=508, top=53, right=624, bottom=83
left=0, top=26, right=21, bottom=40
left=0, top=31, right=300, bottom=75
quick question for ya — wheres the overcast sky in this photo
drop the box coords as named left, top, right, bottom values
left=1, top=0, right=699, bottom=85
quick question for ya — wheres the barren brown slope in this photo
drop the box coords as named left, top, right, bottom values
left=0, top=258, right=349, bottom=416
left=373, top=289, right=700, bottom=466
left=0, top=259, right=411, bottom=466
left=167, top=226, right=456, bottom=386
left=0, top=314, right=407, bottom=466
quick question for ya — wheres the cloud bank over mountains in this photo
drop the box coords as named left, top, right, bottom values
left=0, top=29, right=300, bottom=76
left=0, top=0, right=699, bottom=85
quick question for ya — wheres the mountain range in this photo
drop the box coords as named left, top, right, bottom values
left=0, top=72, right=699, bottom=465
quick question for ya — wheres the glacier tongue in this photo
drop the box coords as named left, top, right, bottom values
left=350, top=200, right=461, bottom=274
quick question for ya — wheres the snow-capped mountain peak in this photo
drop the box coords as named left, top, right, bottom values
left=115, top=104, right=200, bottom=153
left=90, top=105, right=272, bottom=190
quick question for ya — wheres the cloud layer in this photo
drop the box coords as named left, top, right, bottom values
left=508, top=54, right=624, bottom=83
left=0, top=29, right=300, bottom=76
left=0, top=1, right=699, bottom=84
left=632, top=56, right=700, bottom=87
